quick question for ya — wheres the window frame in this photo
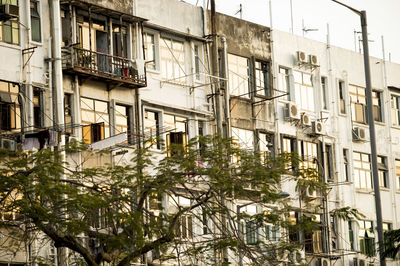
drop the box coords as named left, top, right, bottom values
left=254, top=60, right=272, bottom=97
left=349, top=84, right=367, bottom=124
left=321, top=76, right=328, bottom=110
left=372, top=90, right=383, bottom=123
left=391, top=94, right=400, bottom=126
left=0, top=80, right=20, bottom=131
left=353, top=151, right=372, bottom=190
left=80, top=97, right=110, bottom=144
left=338, top=80, right=346, bottom=114
left=160, top=35, right=186, bottom=83
left=228, top=53, right=250, bottom=98
left=377, top=155, right=389, bottom=188
left=278, top=66, right=290, bottom=101
left=358, top=220, right=375, bottom=257
left=143, top=30, right=159, bottom=71
left=33, top=87, right=43, bottom=128
left=293, top=70, right=314, bottom=111
left=30, top=0, right=41, bottom=43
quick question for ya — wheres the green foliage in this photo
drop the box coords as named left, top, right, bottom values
left=0, top=135, right=325, bottom=266
left=330, top=207, right=366, bottom=221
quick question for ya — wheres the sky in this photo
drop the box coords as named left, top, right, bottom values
left=183, top=0, right=400, bottom=63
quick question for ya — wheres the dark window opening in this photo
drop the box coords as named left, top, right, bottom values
left=30, top=0, right=41, bottom=42
left=33, top=87, right=42, bottom=128
left=339, top=81, right=346, bottom=114
left=82, top=122, right=104, bottom=144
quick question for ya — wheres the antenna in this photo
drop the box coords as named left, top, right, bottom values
left=235, top=4, right=243, bottom=19
left=302, top=19, right=318, bottom=37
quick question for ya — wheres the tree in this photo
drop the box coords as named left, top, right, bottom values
left=0, top=135, right=327, bottom=266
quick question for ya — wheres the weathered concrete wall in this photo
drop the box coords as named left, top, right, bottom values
left=85, top=0, right=134, bottom=15
left=136, top=0, right=204, bottom=37
left=208, top=12, right=271, bottom=60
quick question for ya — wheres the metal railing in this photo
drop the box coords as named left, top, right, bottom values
left=62, top=46, right=146, bottom=86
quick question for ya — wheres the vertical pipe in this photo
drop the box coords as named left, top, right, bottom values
left=290, top=0, right=294, bottom=34
left=210, top=0, right=223, bottom=135
left=50, top=0, right=65, bottom=129
left=360, top=11, right=386, bottom=266
left=221, top=37, right=231, bottom=138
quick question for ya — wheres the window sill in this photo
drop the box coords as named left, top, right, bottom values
left=374, top=121, right=385, bottom=126
left=30, top=40, right=43, bottom=47
left=338, top=113, right=348, bottom=118
left=390, top=125, right=400, bottom=130
left=0, top=42, right=20, bottom=50
left=355, top=189, right=374, bottom=194
left=146, top=68, right=161, bottom=75
left=379, top=187, right=390, bottom=192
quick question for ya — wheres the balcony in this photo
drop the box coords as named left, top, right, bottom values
left=62, top=46, right=146, bottom=89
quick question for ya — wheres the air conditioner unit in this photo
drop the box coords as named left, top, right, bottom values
left=309, top=54, right=318, bottom=66
left=297, top=51, right=307, bottom=64
left=286, top=103, right=300, bottom=120
left=288, top=249, right=305, bottom=265
left=301, top=113, right=312, bottom=126
left=305, top=186, right=317, bottom=198
left=0, top=4, right=19, bottom=21
left=312, top=121, right=324, bottom=135
left=1, top=138, right=16, bottom=151
left=320, top=258, right=331, bottom=266
left=353, top=127, right=367, bottom=142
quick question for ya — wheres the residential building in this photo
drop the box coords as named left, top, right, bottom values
left=0, top=0, right=400, bottom=265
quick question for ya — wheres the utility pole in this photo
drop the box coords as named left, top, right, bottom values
left=331, top=1, right=386, bottom=265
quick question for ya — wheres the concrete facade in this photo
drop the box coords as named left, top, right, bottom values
left=0, top=0, right=399, bottom=265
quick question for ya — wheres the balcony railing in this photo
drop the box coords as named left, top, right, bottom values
left=62, top=46, right=146, bottom=88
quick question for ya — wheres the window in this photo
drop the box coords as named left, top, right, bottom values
left=193, top=44, right=201, bottom=80
left=255, top=60, right=271, bottom=97
left=0, top=80, right=20, bottom=131
left=359, top=220, right=375, bottom=257
left=64, top=93, right=73, bottom=133
left=339, top=80, right=346, bottom=114
left=282, top=136, right=297, bottom=170
left=349, top=84, right=366, bottom=123
left=144, top=110, right=160, bottom=149
left=175, top=215, right=193, bottom=239
left=321, top=76, right=328, bottom=110
left=144, top=32, right=156, bottom=70
left=115, top=104, right=132, bottom=140
left=377, top=156, right=388, bottom=188
left=278, top=67, right=290, bottom=100
left=348, top=221, right=355, bottom=251
left=245, top=220, right=259, bottom=245
left=353, top=152, right=372, bottom=189
left=298, top=140, right=318, bottom=169
left=372, top=91, right=383, bottom=122
left=343, top=149, right=350, bottom=182
left=112, top=24, right=127, bottom=57
left=30, top=0, right=41, bottom=42
left=383, top=222, right=394, bottom=258
left=81, top=97, right=109, bottom=144
left=396, top=160, right=400, bottom=190
left=325, top=144, right=334, bottom=181
left=165, top=114, right=187, bottom=156
left=33, top=87, right=43, bottom=128
left=0, top=0, right=19, bottom=45
left=232, top=127, right=254, bottom=150
left=294, top=71, right=314, bottom=111
left=258, top=132, right=274, bottom=158
left=264, top=224, right=280, bottom=241
left=228, top=54, right=250, bottom=98
left=391, top=94, right=400, bottom=126
left=160, top=37, right=185, bottom=82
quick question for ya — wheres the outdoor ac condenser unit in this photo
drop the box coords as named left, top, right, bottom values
left=286, top=103, right=300, bottom=120
left=297, top=51, right=307, bottom=64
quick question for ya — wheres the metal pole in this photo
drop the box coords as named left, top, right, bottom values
left=360, top=11, right=386, bottom=266
left=237, top=205, right=243, bottom=266
left=289, top=0, right=294, bottom=34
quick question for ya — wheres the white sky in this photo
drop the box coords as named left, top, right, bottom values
left=183, top=0, right=400, bottom=63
